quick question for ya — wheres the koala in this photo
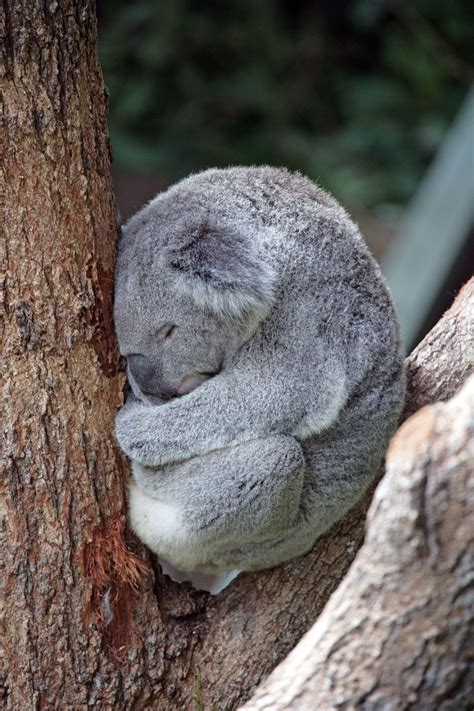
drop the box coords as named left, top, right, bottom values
left=114, top=166, right=405, bottom=586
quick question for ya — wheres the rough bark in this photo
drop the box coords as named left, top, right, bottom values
left=403, top=278, right=474, bottom=419
left=2, top=2, right=473, bottom=709
left=1, top=2, right=164, bottom=708
left=241, top=374, right=474, bottom=711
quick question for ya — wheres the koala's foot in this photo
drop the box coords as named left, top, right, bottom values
left=158, top=558, right=240, bottom=594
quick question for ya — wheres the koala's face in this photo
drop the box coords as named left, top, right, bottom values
left=115, top=204, right=275, bottom=402
left=114, top=272, right=240, bottom=403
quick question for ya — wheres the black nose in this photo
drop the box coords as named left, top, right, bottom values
left=127, top=354, right=156, bottom=392
left=127, top=354, right=175, bottom=399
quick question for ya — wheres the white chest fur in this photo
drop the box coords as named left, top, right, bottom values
left=127, top=476, right=239, bottom=593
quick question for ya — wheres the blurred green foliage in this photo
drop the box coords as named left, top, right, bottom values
left=99, top=0, right=472, bottom=214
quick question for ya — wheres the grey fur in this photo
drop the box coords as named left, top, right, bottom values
left=114, top=166, right=405, bottom=574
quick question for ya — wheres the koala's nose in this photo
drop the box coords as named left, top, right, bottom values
left=127, top=354, right=156, bottom=392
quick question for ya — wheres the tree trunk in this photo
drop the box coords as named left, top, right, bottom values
left=2, top=3, right=472, bottom=709
left=1, top=2, right=163, bottom=708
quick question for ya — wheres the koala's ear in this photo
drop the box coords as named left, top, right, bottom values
left=164, top=222, right=276, bottom=319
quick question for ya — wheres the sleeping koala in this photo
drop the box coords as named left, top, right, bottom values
left=114, top=166, right=405, bottom=584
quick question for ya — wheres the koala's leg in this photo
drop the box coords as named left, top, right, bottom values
left=199, top=389, right=402, bottom=573
left=232, top=401, right=399, bottom=571
left=129, top=435, right=305, bottom=570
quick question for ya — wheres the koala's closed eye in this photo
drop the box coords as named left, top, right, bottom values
left=159, top=323, right=176, bottom=341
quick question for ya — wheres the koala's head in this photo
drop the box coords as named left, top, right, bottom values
left=114, top=213, right=275, bottom=403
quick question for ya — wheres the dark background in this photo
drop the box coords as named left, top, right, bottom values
left=98, top=0, right=473, bottom=263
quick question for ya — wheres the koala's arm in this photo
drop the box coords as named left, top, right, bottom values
left=131, top=434, right=305, bottom=556
left=116, top=342, right=347, bottom=467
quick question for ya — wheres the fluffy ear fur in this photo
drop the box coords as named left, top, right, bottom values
left=164, top=221, right=276, bottom=319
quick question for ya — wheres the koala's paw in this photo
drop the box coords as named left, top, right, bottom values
left=115, top=400, right=162, bottom=466
left=116, top=399, right=191, bottom=466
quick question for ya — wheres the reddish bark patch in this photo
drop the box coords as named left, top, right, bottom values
left=84, top=516, right=150, bottom=661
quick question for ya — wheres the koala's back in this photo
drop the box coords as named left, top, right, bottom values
left=191, top=167, right=404, bottom=393
left=122, top=167, right=405, bottom=572
left=191, top=167, right=407, bottom=533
